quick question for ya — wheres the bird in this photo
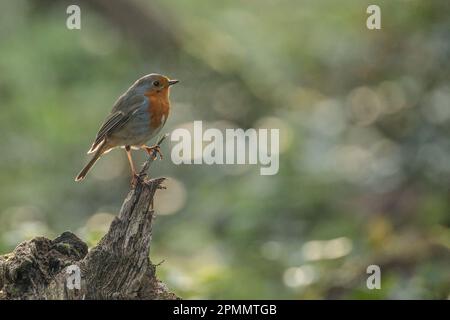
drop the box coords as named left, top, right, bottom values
left=75, top=73, right=179, bottom=184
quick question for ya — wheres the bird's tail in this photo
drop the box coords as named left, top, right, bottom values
left=75, top=142, right=106, bottom=181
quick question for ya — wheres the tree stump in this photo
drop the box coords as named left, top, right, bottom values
left=0, top=137, right=178, bottom=300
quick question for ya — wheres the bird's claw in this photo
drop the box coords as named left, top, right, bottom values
left=145, top=145, right=163, bottom=160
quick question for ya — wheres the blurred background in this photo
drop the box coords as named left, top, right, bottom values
left=0, top=0, right=449, bottom=299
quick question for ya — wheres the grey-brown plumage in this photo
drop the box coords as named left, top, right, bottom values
left=76, top=74, right=178, bottom=182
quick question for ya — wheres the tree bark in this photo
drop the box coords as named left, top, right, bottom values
left=0, top=138, right=178, bottom=300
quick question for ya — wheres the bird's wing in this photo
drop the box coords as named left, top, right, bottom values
left=88, top=95, right=146, bottom=153
left=111, top=91, right=144, bottom=113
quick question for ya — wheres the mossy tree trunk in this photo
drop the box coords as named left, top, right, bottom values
left=0, top=138, right=178, bottom=300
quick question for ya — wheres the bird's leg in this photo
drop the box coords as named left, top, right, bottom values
left=125, top=146, right=140, bottom=186
left=143, top=145, right=163, bottom=160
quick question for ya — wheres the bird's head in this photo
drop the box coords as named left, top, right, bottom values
left=132, top=73, right=179, bottom=96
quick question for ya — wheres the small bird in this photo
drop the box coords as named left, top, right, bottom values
left=75, top=73, right=179, bottom=184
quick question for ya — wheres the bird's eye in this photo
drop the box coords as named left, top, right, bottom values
left=153, top=80, right=160, bottom=87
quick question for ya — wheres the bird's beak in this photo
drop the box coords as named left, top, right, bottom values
left=168, top=79, right=179, bottom=87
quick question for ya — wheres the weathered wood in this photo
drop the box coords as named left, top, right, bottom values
left=0, top=136, right=178, bottom=300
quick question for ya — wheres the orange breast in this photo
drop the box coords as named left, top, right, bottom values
left=145, top=88, right=170, bottom=129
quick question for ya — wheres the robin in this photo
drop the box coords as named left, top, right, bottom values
left=75, top=73, right=179, bottom=184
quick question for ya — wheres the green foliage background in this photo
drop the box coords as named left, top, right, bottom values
left=0, top=0, right=449, bottom=299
